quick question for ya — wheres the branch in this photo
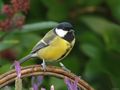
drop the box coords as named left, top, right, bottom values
left=0, top=65, right=94, bottom=90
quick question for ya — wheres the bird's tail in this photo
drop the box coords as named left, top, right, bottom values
left=10, top=54, right=32, bottom=69
left=19, top=54, right=32, bottom=64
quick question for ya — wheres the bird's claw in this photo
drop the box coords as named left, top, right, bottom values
left=59, top=62, right=71, bottom=72
left=41, top=59, right=46, bottom=71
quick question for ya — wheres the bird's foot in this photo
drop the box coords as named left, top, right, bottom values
left=41, top=59, right=46, bottom=71
left=59, top=62, right=71, bottom=72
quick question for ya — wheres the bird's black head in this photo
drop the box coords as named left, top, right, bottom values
left=54, top=22, right=75, bottom=42
left=56, top=22, right=73, bottom=31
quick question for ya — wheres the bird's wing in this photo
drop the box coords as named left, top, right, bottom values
left=31, top=29, right=56, bottom=53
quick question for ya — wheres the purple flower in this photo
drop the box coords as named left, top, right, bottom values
left=33, top=84, right=38, bottom=90
left=14, top=61, right=21, bottom=78
left=37, top=76, right=43, bottom=86
left=64, top=77, right=79, bottom=90
left=32, top=76, right=43, bottom=90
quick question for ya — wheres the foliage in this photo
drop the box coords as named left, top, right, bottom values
left=0, top=0, right=120, bottom=89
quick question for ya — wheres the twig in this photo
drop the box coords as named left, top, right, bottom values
left=0, top=65, right=94, bottom=90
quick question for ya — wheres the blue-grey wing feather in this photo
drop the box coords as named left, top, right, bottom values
left=31, top=42, right=47, bottom=53
left=31, top=30, right=56, bottom=53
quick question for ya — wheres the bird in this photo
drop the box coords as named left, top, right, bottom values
left=11, top=22, right=75, bottom=70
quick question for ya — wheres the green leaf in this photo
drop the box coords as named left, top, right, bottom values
left=19, top=21, right=58, bottom=33
left=0, top=0, right=7, bottom=21
left=0, top=58, right=10, bottom=66
left=0, top=14, right=7, bottom=21
left=49, top=77, right=67, bottom=90
left=11, top=33, right=41, bottom=59
left=0, top=64, right=11, bottom=74
left=80, top=0, right=103, bottom=6
left=0, top=32, right=6, bottom=36
left=81, top=44, right=100, bottom=58
left=63, top=54, right=81, bottom=74
left=28, top=0, right=45, bottom=22
left=111, top=76, right=120, bottom=88
left=101, top=51, right=120, bottom=88
left=79, top=31, right=104, bottom=58
left=103, top=51, right=120, bottom=77
left=81, top=16, right=120, bottom=53
left=48, top=7, right=68, bottom=21
left=106, top=0, right=120, bottom=20
left=41, top=0, right=69, bottom=21
left=85, top=61, right=113, bottom=90
left=0, top=40, right=19, bottom=51
left=81, top=16, right=120, bottom=34
left=0, top=0, right=3, bottom=10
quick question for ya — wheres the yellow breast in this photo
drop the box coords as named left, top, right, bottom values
left=37, top=37, right=70, bottom=62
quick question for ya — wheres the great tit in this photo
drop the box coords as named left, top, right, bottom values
left=12, top=22, right=75, bottom=70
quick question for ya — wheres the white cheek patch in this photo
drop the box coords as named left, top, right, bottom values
left=55, top=28, right=68, bottom=37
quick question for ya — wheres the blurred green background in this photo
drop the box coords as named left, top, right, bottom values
left=1, top=0, right=120, bottom=90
